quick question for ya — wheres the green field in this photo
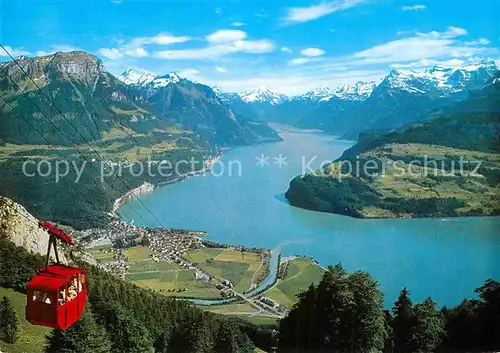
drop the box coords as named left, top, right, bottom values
left=88, top=244, right=115, bottom=262
left=265, top=258, right=325, bottom=309
left=186, top=247, right=268, bottom=293
left=121, top=246, right=221, bottom=299
left=0, top=287, right=50, bottom=353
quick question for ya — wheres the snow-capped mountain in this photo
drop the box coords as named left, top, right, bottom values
left=211, top=86, right=241, bottom=103
left=239, top=87, right=289, bottom=104
left=295, top=82, right=376, bottom=102
left=118, top=69, right=181, bottom=88
left=297, top=87, right=335, bottom=102
left=379, top=60, right=498, bottom=98
left=331, top=81, right=377, bottom=101
left=118, top=69, right=155, bottom=86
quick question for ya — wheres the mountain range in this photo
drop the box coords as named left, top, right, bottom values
left=215, top=60, right=499, bottom=138
left=0, top=52, right=279, bottom=148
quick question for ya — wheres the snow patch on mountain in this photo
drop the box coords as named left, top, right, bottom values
left=331, top=81, right=377, bottom=101
left=119, top=69, right=181, bottom=88
left=118, top=69, right=155, bottom=86
left=382, top=60, right=498, bottom=97
left=239, top=87, right=289, bottom=104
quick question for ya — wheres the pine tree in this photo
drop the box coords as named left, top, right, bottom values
left=44, top=308, right=111, bottom=353
left=392, top=287, right=415, bottom=352
left=0, top=296, right=19, bottom=343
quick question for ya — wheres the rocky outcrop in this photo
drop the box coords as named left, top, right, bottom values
left=0, top=196, right=67, bottom=263
left=0, top=51, right=106, bottom=87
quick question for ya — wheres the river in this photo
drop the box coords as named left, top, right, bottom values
left=119, top=126, right=500, bottom=307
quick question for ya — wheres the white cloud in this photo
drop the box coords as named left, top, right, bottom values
left=0, top=45, right=31, bottom=57
left=206, top=30, right=247, bottom=43
left=178, top=68, right=201, bottom=79
left=99, top=48, right=124, bottom=60
left=124, top=47, right=148, bottom=57
left=281, top=47, right=293, bottom=54
left=300, top=47, right=325, bottom=57
left=349, top=27, right=491, bottom=66
left=230, top=22, right=245, bottom=27
left=97, top=33, right=189, bottom=61
left=289, top=57, right=315, bottom=65
left=232, top=39, right=274, bottom=53
left=417, top=26, right=467, bottom=39
left=400, top=5, right=426, bottom=11
left=465, top=38, right=490, bottom=46
left=154, top=38, right=274, bottom=60
left=215, top=66, right=227, bottom=73
left=215, top=8, right=222, bottom=15
left=284, top=0, right=364, bottom=23
left=130, top=33, right=191, bottom=47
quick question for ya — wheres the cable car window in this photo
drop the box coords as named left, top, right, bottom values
left=34, top=291, right=52, bottom=305
left=32, top=290, right=41, bottom=302
left=58, top=285, right=67, bottom=306
left=78, top=273, right=86, bottom=293
left=68, top=275, right=78, bottom=302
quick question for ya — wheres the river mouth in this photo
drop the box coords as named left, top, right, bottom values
left=118, top=126, right=500, bottom=307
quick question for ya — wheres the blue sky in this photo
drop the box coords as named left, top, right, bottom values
left=1, top=0, right=499, bottom=94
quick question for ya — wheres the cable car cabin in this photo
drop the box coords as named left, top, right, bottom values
left=27, top=265, right=87, bottom=330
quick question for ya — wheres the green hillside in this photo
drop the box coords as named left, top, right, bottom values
left=0, top=287, right=50, bottom=353
left=286, top=106, right=500, bottom=219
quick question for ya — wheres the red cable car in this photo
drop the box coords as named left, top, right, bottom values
left=26, top=222, right=87, bottom=330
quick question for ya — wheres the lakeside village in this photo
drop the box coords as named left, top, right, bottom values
left=76, top=218, right=286, bottom=315
left=73, top=150, right=289, bottom=316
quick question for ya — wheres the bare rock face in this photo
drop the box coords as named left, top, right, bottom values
left=0, top=51, right=106, bottom=87
left=0, top=196, right=67, bottom=263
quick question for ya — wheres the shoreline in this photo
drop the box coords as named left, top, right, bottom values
left=111, top=153, right=222, bottom=219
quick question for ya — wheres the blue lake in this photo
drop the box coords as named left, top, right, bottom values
left=119, top=127, right=500, bottom=307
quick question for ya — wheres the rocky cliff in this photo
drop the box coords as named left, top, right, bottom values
left=0, top=196, right=67, bottom=263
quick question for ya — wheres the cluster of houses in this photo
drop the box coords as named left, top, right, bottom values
left=256, top=295, right=280, bottom=309
left=147, top=228, right=202, bottom=263
left=215, top=280, right=235, bottom=297
left=79, top=219, right=150, bottom=245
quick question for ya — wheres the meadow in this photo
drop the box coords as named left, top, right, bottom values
left=265, top=258, right=325, bottom=309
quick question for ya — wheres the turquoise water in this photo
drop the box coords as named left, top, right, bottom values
left=119, top=127, right=500, bottom=307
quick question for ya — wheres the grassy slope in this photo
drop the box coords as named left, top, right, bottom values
left=0, top=287, right=50, bottom=353
left=265, top=258, right=325, bottom=309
